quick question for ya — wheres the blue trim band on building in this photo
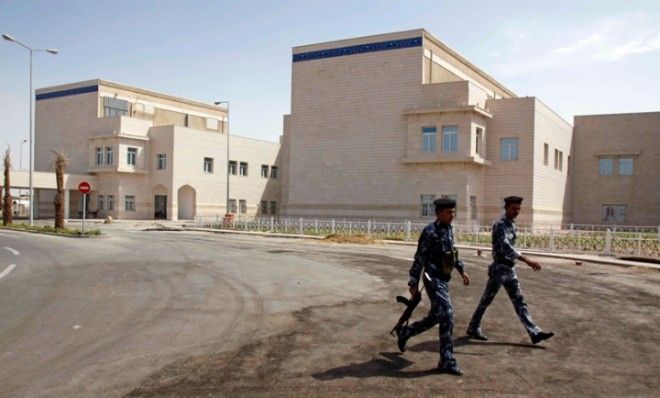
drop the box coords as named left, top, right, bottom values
left=293, top=36, right=423, bottom=62
left=36, top=85, right=98, bottom=101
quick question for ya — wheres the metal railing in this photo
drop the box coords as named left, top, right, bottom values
left=194, top=215, right=660, bottom=258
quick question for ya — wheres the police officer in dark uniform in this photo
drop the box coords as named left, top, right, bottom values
left=466, top=196, right=554, bottom=344
left=395, top=198, right=470, bottom=376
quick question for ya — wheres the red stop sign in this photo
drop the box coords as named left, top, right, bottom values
left=78, top=181, right=91, bottom=194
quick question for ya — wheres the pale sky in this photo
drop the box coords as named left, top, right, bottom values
left=1, top=0, right=659, bottom=167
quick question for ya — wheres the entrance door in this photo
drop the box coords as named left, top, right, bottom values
left=154, top=195, right=167, bottom=219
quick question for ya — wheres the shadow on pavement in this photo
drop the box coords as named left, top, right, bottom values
left=408, top=336, right=546, bottom=353
left=312, top=352, right=439, bottom=380
left=313, top=336, right=547, bottom=381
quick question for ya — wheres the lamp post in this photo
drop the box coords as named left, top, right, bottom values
left=3, top=34, right=58, bottom=226
left=19, top=139, right=27, bottom=170
left=214, top=101, right=230, bottom=214
left=19, top=138, right=27, bottom=202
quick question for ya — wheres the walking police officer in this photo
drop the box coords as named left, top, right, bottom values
left=395, top=198, right=470, bottom=376
left=466, top=196, right=554, bottom=345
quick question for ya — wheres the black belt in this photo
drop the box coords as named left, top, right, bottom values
left=424, top=264, right=451, bottom=281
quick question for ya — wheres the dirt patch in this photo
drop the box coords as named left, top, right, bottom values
left=127, top=251, right=660, bottom=397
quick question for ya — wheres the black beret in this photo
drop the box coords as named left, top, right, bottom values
left=503, top=196, right=523, bottom=205
left=433, top=198, right=456, bottom=210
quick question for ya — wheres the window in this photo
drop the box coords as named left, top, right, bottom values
left=96, top=147, right=103, bottom=165
left=421, top=126, right=436, bottom=153
left=261, top=200, right=268, bottom=214
left=470, top=196, right=477, bottom=220
left=157, top=154, right=166, bottom=170
left=228, top=160, right=237, bottom=175
left=125, top=195, right=135, bottom=212
left=567, top=155, right=571, bottom=175
left=103, top=97, right=129, bottom=117
left=228, top=199, right=237, bottom=213
left=554, top=149, right=559, bottom=169
left=206, top=118, right=219, bottom=130
left=239, top=199, right=247, bottom=214
left=271, top=166, right=278, bottom=179
left=239, top=162, right=248, bottom=176
left=599, top=158, right=614, bottom=176
left=442, top=125, right=458, bottom=153
left=602, top=205, right=626, bottom=222
left=204, top=157, right=214, bottom=173
left=105, top=147, right=113, bottom=165
left=127, top=147, right=137, bottom=166
left=559, top=151, right=563, bottom=171
left=475, top=128, right=483, bottom=156
left=500, top=138, right=519, bottom=161
left=420, top=194, right=435, bottom=217
left=619, top=157, right=633, bottom=175
left=184, top=114, right=189, bottom=127
left=98, top=195, right=105, bottom=211
left=107, top=195, right=114, bottom=211
left=543, top=143, right=549, bottom=166
left=270, top=201, right=277, bottom=215
left=261, top=165, right=269, bottom=178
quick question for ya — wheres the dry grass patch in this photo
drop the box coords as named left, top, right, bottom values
left=322, top=234, right=379, bottom=244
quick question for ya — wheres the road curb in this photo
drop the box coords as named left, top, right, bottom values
left=184, top=227, right=324, bottom=240
left=384, top=240, right=659, bottom=270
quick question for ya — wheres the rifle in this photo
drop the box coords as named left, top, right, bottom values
left=390, top=289, right=422, bottom=336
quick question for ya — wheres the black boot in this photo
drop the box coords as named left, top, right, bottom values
left=395, top=326, right=410, bottom=352
left=438, top=362, right=463, bottom=376
left=466, top=328, right=488, bottom=341
left=531, top=331, right=554, bottom=344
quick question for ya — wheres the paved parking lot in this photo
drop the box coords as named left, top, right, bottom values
left=1, top=226, right=658, bottom=396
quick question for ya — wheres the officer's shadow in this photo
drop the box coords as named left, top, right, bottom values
left=312, top=337, right=544, bottom=381
left=412, top=335, right=546, bottom=354
left=312, top=351, right=438, bottom=380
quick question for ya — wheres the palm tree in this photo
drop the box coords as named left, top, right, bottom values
left=3, top=147, right=12, bottom=225
left=53, top=150, right=67, bottom=229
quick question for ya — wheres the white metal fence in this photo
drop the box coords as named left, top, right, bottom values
left=194, top=215, right=660, bottom=258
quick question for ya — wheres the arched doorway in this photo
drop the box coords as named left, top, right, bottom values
left=153, top=184, right=168, bottom=219
left=177, top=185, right=196, bottom=220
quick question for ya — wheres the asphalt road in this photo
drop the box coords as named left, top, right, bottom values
left=0, top=227, right=658, bottom=397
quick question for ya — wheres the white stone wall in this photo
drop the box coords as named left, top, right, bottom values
left=573, top=112, right=660, bottom=225
left=34, top=79, right=280, bottom=220
left=531, top=99, right=573, bottom=226
left=285, top=30, right=510, bottom=222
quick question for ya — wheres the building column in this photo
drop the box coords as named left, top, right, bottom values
left=64, top=189, right=70, bottom=220
left=170, top=200, right=177, bottom=221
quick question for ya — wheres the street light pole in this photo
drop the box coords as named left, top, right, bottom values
left=20, top=139, right=27, bottom=170
left=19, top=138, right=27, bottom=202
left=214, top=101, right=230, bottom=214
left=3, top=34, right=58, bottom=226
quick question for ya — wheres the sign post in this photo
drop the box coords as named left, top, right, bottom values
left=78, top=182, right=91, bottom=234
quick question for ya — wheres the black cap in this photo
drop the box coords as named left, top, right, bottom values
left=434, top=198, right=456, bottom=210
left=503, top=196, right=523, bottom=205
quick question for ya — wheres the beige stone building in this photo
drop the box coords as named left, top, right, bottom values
left=21, top=30, right=657, bottom=226
left=282, top=29, right=573, bottom=226
left=573, top=112, right=660, bottom=225
left=33, top=79, right=280, bottom=220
